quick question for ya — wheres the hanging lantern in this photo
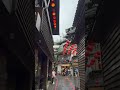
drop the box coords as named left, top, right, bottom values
left=69, top=45, right=73, bottom=51
left=51, top=2, right=55, bottom=7
left=91, top=59, right=96, bottom=63
left=52, top=12, right=56, bottom=16
left=54, top=25, right=56, bottom=28
left=67, top=45, right=72, bottom=54
left=67, top=50, right=71, bottom=55
left=54, top=23, right=56, bottom=26
left=86, top=64, right=90, bottom=67
left=53, top=16, right=56, bottom=19
left=90, top=60, right=94, bottom=65
left=53, top=20, right=56, bottom=24
left=63, top=40, right=71, bottom=55
left=94, top=53, right=100, bottom=59
left=86, top=45, right=94, bottom=51
left=96, top=51, right=101, bottom=56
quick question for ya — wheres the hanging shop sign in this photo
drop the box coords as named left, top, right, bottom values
left=49, top=0, right=59, bottom=35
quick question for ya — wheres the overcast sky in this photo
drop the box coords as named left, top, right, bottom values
left=52, top=0, right=79, bottom=43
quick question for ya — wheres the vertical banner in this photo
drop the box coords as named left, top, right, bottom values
left=49, top=0, right=59, bottom=35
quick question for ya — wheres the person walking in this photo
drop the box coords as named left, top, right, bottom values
left=52, top=69, right=56, bottom=84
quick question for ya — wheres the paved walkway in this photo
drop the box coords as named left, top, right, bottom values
left=48, top=76, right=80, bottom=90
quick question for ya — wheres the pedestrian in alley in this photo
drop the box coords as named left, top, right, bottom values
left=52, top=69, right=56, bottom=84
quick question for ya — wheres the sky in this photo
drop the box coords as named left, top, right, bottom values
left=52, top=0, right=79, bottom=43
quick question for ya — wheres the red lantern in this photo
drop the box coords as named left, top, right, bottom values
left=69, top=45, right=73, bottom=51
left=91, top=59, right=96, bottom=63
left=54, top=25, right=56, bottom=28
left=94, top=53, right=100, bottom=59
left=51, top=2, right=55, bottom=7
left=96, top=51, right=101, bottom=55
left=90, top=61, right=94, bottom=65
left=86, top=64, right=90, bottom=67
left=67, top=50, right=71, bottom=55
left=53, top=16, right=56, bottom=19
left=54, top=23, right=56, bottom=26
left=53, top=20, right=56, bottom=24
left=86, top=45, right=94, bottom=51
left=52, top=12, right=56, bottom=16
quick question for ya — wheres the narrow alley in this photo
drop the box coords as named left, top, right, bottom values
left=0, top=0, right=120, bottom=90
left=48, top=76, right=80, bottom=90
